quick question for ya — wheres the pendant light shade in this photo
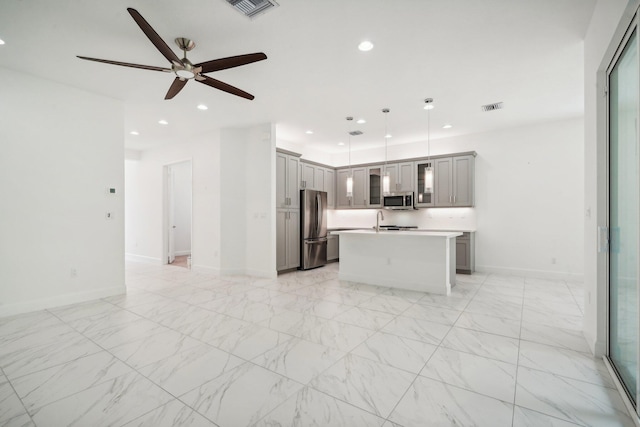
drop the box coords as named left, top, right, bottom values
left=346, top=116, right=354, bottom=198
left=382, top=108, right=391, bottom=196
left=424, top=98, right=434, bottom=194
left=346, top=175, right=353, bottom=197
left=382, top=174, right=390, bottom=195
left=424, top=167, right=433, bottom=193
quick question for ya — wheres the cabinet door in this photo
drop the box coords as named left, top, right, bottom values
left=367, top=166, right=382, bottom=207
left=434, top=157, right=453, bottom=206
left=456, top=239, right=470, bottom=271
left=398, top=162, right=414, bottom=192
left=327, top=235, right=339, bottom=261
left=415, top=161, right=435, bottom=207
left=314, top=167, right=325, bottom=192
left=276, top=153, right=288, bottom=208
left=336, top=169, right=351, bottom=208
left=287, top=156, right=300, bottom=208
left=453, top=155, right=474, bottom=206
left=325, top=169, right=335, bottom=208
left=352, top=167, right=367, bottom=207
left=287, top=210, right=300, bottom=269
left=276, top=210, right=288, bottom=270
left=301, top=163, right=315, bottom=190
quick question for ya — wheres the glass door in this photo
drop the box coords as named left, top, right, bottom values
left=609, top=27, right=639, bottom=405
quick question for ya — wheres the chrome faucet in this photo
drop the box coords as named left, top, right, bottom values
left=376, top=210, right=385, bottom=233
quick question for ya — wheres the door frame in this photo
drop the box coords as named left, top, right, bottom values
left=600, top=2, right=640, bottom=421
left=163, top=159, right=193, bottom=265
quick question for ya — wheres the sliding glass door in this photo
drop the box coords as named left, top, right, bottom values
left=609, top=26, right=639, bottom=405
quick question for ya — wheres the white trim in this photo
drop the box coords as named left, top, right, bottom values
left=603, top=356, right=640, bottom=426
left=0, top=286, right=125, bottom=318
left=245, top=268, right=278, bottom=279
left=584, top=328, right=607, bottom=357
left=192, top=264, right=220, bottom=275
left=125, top=253, right=162, bottom=264
left=174, top=250, right=191, bottom=256
left=475, top=265, right=584, bottom=281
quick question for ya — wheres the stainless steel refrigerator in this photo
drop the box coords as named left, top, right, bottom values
left=300, top=189, right=328, bottom=270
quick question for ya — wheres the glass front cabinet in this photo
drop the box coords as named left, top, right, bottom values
left=415, top=160, right=435, bottom=207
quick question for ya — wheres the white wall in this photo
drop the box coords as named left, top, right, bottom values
left=0, top=67, right=125, bottom=317
left=583, top=0, right=630, bottom=355
left=171, top=161, right=192, bottom=256
left=219, top=124, right=276, bottom=277
left=323, top=117, right=585, bottom=279
left=125, top=124, right=276, bottom=277
left=124, top=136, right=221, bottom=271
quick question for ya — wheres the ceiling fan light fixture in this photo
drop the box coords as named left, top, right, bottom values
left=175, top=69, right=195, bottom=79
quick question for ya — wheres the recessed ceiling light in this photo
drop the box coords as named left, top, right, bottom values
left=158, top=120, right=168, bottom=125
left=130, top=131, right=139, bottom=135
left=0, top=39, right=5, bottom=45
left=443, top=124, right=452, bottom=129
left=338, top=142, right=345, bottom=146
left=358, top=41, right=374, bottom=52
left=197, top=104, right=208, bottom=110
left=356, top=119, right=366, bottom=124
left=385, top=134, right=392, bottom=138
left=305, top=130, right=313, bottom=134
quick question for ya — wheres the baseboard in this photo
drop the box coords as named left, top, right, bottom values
left=245, top=268, right=278, bottom=279
left=475, top=264, right=584, bottom=281
left=125, top=253, right=162, bottom=264
left=192, top=264, right=220, bottom=275
left=0, top=285, right=125, bottom=318
left=583, top=328, right=606, bottom=357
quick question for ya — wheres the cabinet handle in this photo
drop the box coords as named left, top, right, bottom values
left=453, top=195, right=456, bottom=204
left=449, top=195, right=452, bottom=204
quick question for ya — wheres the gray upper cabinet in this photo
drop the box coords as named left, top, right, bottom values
left=301, top=162, right=315, bottom=190
left=367, top=166, right=382, bottom=207
left=385, top=162, right=414, bottom=193
left=415, top=160, right=435, bottom=207
left=434, top=154, right=475, bottom=207
left=336, top=167, right=366, bottom=208
left=276, top=151, right=300, bottom=209
left=314, top=167, right=325, bottom=191
left=324, top=169, right=335, bottom=208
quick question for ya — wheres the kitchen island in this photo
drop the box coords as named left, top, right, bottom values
left=333, top=230, right=462, bottom=295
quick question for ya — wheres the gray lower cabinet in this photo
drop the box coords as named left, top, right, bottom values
left=455, top=232, right=475, bottom=274
left=276, top=209, right=299, bottom=271
left=327, top=234, right=339, bottom=261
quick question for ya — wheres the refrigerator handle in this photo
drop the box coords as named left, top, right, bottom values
left=316, top=192, right=323, bottom=237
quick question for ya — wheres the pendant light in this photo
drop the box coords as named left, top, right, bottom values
left=346, top=116, right=354, bottom=198
left=382, top=108, right=391, bottom=196
left=424, top=98, right=434, bottom=193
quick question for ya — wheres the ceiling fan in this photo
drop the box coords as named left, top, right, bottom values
left=77, top=8, right=267, bottom=100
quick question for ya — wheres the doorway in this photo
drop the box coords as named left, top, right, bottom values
left=607, top=15, right=639, bottom=411
left=164, top=160, right=193, bottom=268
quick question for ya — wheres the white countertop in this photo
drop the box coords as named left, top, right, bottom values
left=333, top=230, right=462, bottom=238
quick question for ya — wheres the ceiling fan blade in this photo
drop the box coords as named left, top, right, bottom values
left=165, top=77, right=188, bottom=100
left=197, top=75, right=255, bottom=100
left=77, top=56, right=172, bottom=72
left=127, top=8, right=182, bottom=66
left=196, top=53, right=267, bottom=73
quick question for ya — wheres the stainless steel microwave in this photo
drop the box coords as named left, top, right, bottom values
left=383, top=192, right=415, bottom=210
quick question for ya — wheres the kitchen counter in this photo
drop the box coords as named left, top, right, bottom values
left=333, top=230, right=462, bottom=295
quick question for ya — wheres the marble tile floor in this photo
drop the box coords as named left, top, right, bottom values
left=0, top=261, right=635, bottom=427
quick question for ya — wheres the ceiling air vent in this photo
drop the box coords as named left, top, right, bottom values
left=349, top=130, right=363, bottom=136
left=481, top=102, right=504, bottom=112
left=225, top=0, right=279, bottom=18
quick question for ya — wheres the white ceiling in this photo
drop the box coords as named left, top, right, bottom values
left=0, top=0, right=595, bottom=154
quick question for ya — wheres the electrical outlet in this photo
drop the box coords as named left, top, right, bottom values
left=70, top=268, right=77, bottom=278
left=105, top=212, right=114, bottom=220
left=551, top=257, right=556, bottom=264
